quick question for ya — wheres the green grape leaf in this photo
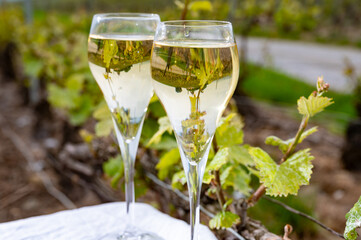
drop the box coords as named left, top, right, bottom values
left=47, top=84, right=77, bottom=109
left=134, top=178, right=148, bottom=199
left=207, top=147, right=229, bottom=171
left=149, top=94, right=159, bottom=104
left=223, top=199, right=233, bottom=211
left=147, top=116, right=173, bottom=146
left=297, top=95, right=333, bottom=117
left=65, top=73, right=85, bottom=91
left=189, top=1, right=213, bottom=12
left=24, top=59, right=43, bottom=78
left=148, top=101, right=166, bottom=118
left=265, top=127, right=318, bottom=153
left=172, top=170, right=187, bottom=190
left=209, top=211, right=240, bottom=230
left=345, top=196, right=361, bottom=240
left=228, top=145, right=254, bottom=166
left=265, top=136, right=289, bottom=153
left=215, top=113, right=244, bottom=147
left=249, top=147, right=314, bottom=196
left=69, top=95, right=93, bottom=125
left=148, top=135, right=178, bottom=150
left=93, top=101, right=111, bottom=120
left=220, top=164, right=251, bottom=195
left=156, top=148, right=180, bottom=180
left=103, top=155, right=123, bottom=188
left=203, top=148, right=229, bottom=184
left=95, top=118, right=113, bottom=137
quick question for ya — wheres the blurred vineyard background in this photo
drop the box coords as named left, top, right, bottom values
left=1, top=0, right=361, bottom=239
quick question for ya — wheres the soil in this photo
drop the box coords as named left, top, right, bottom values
left=1, top=73, right=361, bottom=240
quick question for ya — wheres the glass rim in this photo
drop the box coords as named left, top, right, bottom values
left=160, top=20, right=232, bottom=28
left=93, top=12, right=160, bottom=20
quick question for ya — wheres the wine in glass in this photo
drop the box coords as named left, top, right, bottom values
left=150, top=21, right=239, bottom=240
left=88, top=13, right=162, bottom=239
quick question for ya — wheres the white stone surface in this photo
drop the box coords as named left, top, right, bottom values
left=0, top=202, right=217, bottom=240
left=236, top=37, right=361, bottom=93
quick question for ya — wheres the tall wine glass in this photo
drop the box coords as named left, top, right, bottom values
left=150, top=21, right=239, bottom=240
left=88, top=13, right=162, bottom=239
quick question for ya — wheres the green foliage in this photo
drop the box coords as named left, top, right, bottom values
left=220, top=164, right=251, bottom=194
left=203, top=148, right=230, bottom=184
left=274, top=0, right=319, bottom=34
left=227, top=145, right=254, bottom=166
left=47, top=73, right=94, bottom=125
left=189, top=1, right=213, bottom=12
left=202, top=145, right=252, bottom=193
left=297, top=95, right=334, bottom=117
left=215, top=113, right=244, bottom=147
left=156, top=148, right=180, bottom=180
left=103, top=155, right=123, bottom=188
left=12, top=12, right=103, bottom=126
left=0, top=7, right=23, bottom=48
left=345, top=196, right=361, bottom=240
left=172, top=170, right=187, bottom=190
left=265, top=127, right=318, bottom=154
left=209, top=211, right=240, bottom=230
left=93, top=101, right=113, bottom=137
left=146, top=116, right=173, bottom=146
left=249, top=148, right=314, bottom=196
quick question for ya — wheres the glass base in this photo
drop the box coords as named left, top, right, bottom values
left=118, top=227, right=164, bottom=240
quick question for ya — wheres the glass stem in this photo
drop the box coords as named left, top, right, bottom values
left=112, top=116, right=145, bottom=227
left=187, top=162, right=202, bottom=240
left=123, top=139, right=135, bottom=224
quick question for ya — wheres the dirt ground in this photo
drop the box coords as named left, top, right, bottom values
left=0, top=75, right=360, bottom=240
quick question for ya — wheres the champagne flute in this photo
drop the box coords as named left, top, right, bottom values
left=150, top=21, right=239, bottom=240
left=88, top=13, right=162, bottom=239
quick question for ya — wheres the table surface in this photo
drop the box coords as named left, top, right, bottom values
left=0, top=202, right=217, bottom=240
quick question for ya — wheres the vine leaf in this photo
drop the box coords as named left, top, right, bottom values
left=249, top=147, right=314, bottom=196
left=297, top=94, right=333, bottom=117
left=265, top=127, right=318, bottom=154
left=103, top=155, right=123, bottom=188
left=93, top=101, right=113, bottom=137
left=172, top=170, right=187, bottom=190
left=220, top=164, right=251, bottom=195
left=228, top=145, right=254, bottom=166
left=93, top=100, right=111, bottom=120
left=189, top=0, right=213, bottom=12
left=203, top=148, right=229, bottom=184
left=203, top=145, right=253, bottom=185
left=147, top=116, right=173, bottom=146
left=156, top=148, right=180, bottom=180
left=344, top=196, right=361, bottom=240
left=209, top=211, right=240, bottom=230
left=215, top=113, right=244, bottom=147
left=95, top=119, right=113, bottom=137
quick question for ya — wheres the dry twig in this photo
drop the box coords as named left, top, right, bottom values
left=263, top=196, right=344, bottom=239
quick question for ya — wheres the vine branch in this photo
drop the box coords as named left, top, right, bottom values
left=263, top=196, right=345, bottom=239
left=181, top=0, right=190, bottom=20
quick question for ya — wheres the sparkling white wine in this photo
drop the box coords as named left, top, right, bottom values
left=151, top=41, right=239, bottom=163
left=88, top=34, right=153, bottom=140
